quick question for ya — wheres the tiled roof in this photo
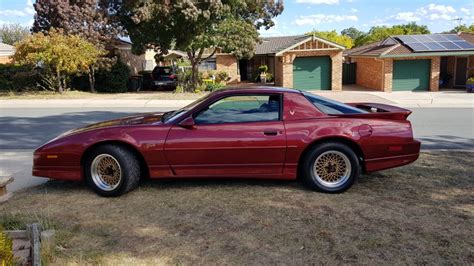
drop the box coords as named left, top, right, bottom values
left=459, top=32, right=474, bottom=44
left=255, top=35, right=310, bottom=55
left=0, top=42, right=15, bottom=56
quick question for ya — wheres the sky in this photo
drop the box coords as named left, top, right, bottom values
left=0, top=0, right=473, bottom=37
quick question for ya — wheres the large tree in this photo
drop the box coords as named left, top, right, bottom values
left=446, top=24, right=474, bottom=33
left=32, top=0, right=122, bottom=92
left=0, top=24, right=30, bottom=45
left=341, top=27, right=364, bottom=40
left=104, top=0, right=283, bottom=91
left=14, top=29, right=105, bottom=93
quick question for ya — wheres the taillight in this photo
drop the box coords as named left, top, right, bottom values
left=169, top=74, right=176, bottom=80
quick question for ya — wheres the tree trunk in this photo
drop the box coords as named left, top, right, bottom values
left=56, top=71, right=63, bottom=93
left=88, top=65, right=96, bottom=93
left=190, top=60, right=199, bottom=92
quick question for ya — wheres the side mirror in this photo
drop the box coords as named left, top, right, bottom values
left=178, top=117, right=196, bottom=129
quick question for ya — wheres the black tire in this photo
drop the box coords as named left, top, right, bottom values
left=300, top=142, right=360, bottom=193
left=84, top=144, right=141, bottom=197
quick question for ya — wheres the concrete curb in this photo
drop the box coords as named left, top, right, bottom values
left=0, top=99, right=194, bottom=108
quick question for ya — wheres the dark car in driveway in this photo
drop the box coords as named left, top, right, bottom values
left=152, top=66, right=177, bottom=90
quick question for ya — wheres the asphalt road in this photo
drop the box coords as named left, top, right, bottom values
left=0, top=107, right=472, bottom=192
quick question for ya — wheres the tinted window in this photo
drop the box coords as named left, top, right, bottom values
left=194, top=95, right=280, bottom=124
left=302, top=92, right=368, bottom=114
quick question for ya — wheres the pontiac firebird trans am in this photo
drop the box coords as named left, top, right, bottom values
left=33, top=87, right=420, bottom=197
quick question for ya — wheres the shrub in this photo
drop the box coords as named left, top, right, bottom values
left=0, top=64, right=39, bottom=92
left=206, top=82, right=226, bottom=92
left=215, top=71, right=229, bottom=83
left=467, top=77, right=474, bottom=84
left=0, top=226, right=14, bottom=265
left=258, top=65, right=268, bottom=74
left=94, top=60, right=130, bottom=93
left=266, top=73, right=274, bottom=82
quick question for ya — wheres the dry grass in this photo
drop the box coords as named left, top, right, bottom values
left=1, top=152, right=473, bottom=264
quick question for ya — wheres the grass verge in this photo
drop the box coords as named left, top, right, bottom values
left=0, top=90, right=206, bottom=100
left=1, top=152, right=473, bottom=264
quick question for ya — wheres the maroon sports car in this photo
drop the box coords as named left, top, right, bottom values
left=33, top=87, right=420, bottom=196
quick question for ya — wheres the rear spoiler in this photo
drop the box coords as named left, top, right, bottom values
left=339, top=103, right=412, bottom=120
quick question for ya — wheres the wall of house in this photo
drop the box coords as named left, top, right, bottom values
left=350, top=56, right=440, bottom=92
left=468, top=55, right=474, bottom=78
left=274, top=49, right=343, bottom=91
left=216, top=54, right=240, bottom=83
left=0, top=56, right=12, bottom=64
left=352, top=57, right=385, bottom=91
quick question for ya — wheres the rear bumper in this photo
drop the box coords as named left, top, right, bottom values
left=365, top=140, right=421, bottom=172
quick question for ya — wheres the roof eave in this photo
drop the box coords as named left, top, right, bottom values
left=380, top=51, right=474, bottom=58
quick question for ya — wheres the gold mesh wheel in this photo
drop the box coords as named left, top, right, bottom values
left=91, top=154, right=122, bottom=191
left=313, top=151, right=351, bottom=188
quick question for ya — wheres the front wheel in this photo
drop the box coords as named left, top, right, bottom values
left=84, top=144, right=141, bottom=197
left=301, top=142, right=360, bottom=193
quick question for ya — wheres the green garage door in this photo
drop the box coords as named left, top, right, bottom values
left=293, top=56, right=331, bottom=90
left=393, top=59, right=430, bottom=91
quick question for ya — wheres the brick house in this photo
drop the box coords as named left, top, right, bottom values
left=113, top=38, right=240, bottom=83
left=0, top=42, right=15, bottom=64
left=239, top=35, right=345, bottom=91
left=114, top=35, right=345, bottom=90
left=344, top=33, right=474, bottom=92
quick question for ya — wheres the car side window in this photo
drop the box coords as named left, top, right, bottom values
left=194, top=94, right=281, bottom=125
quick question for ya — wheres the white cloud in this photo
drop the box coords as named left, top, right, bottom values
left=421, top=4, right=456, bottom=15
left=294, top=14, right=358, bottom=26
left=25, top=0, right=35, bottom=15
left=295, top=0, right=339, bottom=5
left=428, top=13, right=453, bottom=21
left=0, top=0, right=35, bottom=17
left=0, top=10, right=27, bottom=17
left=350, top=8, right=358, bottom=13
left=460, top=8, right=470, bottom=14
left=395, top=12, right=420, bottom=22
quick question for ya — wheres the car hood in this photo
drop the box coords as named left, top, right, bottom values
left=61, top=112, right=165, bottom=137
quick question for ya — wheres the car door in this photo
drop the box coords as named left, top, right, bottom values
left=164, top=93, right=286, bottom=176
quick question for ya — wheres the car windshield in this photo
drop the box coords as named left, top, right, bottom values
left=161, top=92, right=215, bottom=122
left=302, top=91, right=368, bottom=115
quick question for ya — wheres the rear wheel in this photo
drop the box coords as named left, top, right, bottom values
left=84, top=144, right=141, bottom=197
left=301, top=142, right=360, bottom=193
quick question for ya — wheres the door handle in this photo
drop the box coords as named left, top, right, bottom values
left=264, top=130, right=279, bottom=136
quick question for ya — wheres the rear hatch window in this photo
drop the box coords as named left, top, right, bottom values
left=302, top=92, right=368, bottom=114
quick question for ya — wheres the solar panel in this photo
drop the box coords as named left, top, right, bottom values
left=427, top=35, right=448, bottom=42
left=439, top=42, right=461, bottom=50
left=454, top=41, right=474, bottom=49
left=396, top=34, right=474, bottom=52
left=424, top=42, right=446, bottom=50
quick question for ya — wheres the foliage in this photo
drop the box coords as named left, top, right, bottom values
left=307, top=30, right=354, bottom=48
left=176, top=69, right=195, bottom=92
left=446, top=24, right=474, bottom=33
left=33, top=0, right=122, bottom=92
left=215, top=71, right=229, bottom=83
left=0, top=24, right=30, bottom=45
left=103, top=0, right=284, bottom=91
left=341, top=27, right=364, bottom=40
left=13, top=29, right=105, bottom=93
left=266, top=73, right=274, bottom=82
left=94, top=60, right=130, bottom=93
left=0, top=64, right=39, bottom=92
left=466, top=77, right=474, bottom=85
left=258, top=65, right=268, bottom=74
left=354, top=22, right=430, bottom=46
left=0, top=226, right=14, bottom=266
left=206, top=82, right=226, bottom=92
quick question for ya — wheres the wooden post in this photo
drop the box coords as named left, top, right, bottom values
left=27, top=223, right=41, bottom=266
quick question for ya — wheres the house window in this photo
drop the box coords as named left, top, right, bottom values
left=199, top=58, right=217, bottom=71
